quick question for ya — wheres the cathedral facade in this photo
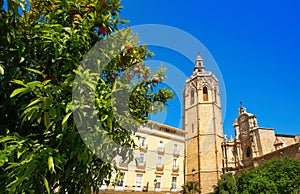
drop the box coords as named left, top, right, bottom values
left=183, top=54, right=300, bottom=194
left=221, top=106, right=300, bottom=173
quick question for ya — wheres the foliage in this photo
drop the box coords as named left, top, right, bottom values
left=211, top=173, right=238, bottom=194
left=212, top=157, right=300, bottom=194
left=181, top=181, right=201, bottom=194
left=0, top=0, right=174, bottom=193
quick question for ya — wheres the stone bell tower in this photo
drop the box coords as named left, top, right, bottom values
left=183, top=53, right=224, bottom=194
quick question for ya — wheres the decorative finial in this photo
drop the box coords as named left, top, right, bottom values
left=224, top=134, right=228, bottom=142
left=239, top=101, right=246, bottom=114
left=193, top=52, right=205, bottom=74
left=196, top=51, right=203, bottom=61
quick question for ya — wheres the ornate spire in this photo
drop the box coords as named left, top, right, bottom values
left=239, top=101, right=247, bottom=115
left=194, top=52, right=205, bottom=73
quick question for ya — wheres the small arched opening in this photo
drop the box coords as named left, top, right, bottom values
left=203, top=87, right=208, bottom=101
left=190, top=90, right=195, bottom=105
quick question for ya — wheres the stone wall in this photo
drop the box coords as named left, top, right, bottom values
left=253, top=143, right=300, bottom=166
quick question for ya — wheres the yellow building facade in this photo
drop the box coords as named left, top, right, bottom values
left=100, top=121, right=185, bottom=193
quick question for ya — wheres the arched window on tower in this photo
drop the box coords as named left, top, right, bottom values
left=214, top=88, right=217, bottom=103
left=203, top=87, right=208, bottom=101
left=190, top=90, right=195, bottom=105
left=246, top=146, right=251, bottom=158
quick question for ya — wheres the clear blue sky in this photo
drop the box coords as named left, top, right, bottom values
left=120, top=0, right=300, bottom=137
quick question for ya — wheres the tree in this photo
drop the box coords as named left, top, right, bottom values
left=237, top=157, right=300, bottom=194
left=212, top=157, right=300, bottom=194
left=181, top=181, right=201, bottom=194
left=211, top=173, right=238, bottom=194
left=0, top=0, right=174, bottom=193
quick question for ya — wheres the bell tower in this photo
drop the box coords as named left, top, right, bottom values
left=184, top=53, right=224, bottom=194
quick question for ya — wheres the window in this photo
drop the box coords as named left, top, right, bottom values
left=246, top=146, right=251, bottom=158
left=190, top=90, right=195, bottom=105
left=140, top=137, right=147, bottom=148
left=174, top=144, right=178, bottom=152
left=158, top=141, right=164, bottom=152
left=137, top=153, right=146, bottom=169
left=139, top=153, right=145, bottom=164
left=119, top=151, right=129, bottom=165
left=173, top=158, right=178, bottom=168
left=203, top=87, right=208, bottom=101
left=214, top=88, right=217, bottom=103
left=155, top=176, right=162, bottom=191
left=192, top=124, right=194, bottom=133
left=135, top=174, right=143, bottom=191
left=171, top=177, right=177, bottom=190
left=157, top=156, right=163, bottom=166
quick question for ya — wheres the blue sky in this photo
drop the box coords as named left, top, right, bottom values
left=120, top=0, right=300, bottom=137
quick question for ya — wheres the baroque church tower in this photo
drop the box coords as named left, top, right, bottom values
left=183, top=54, right=224, bottom=194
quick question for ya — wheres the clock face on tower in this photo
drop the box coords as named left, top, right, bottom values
left=238, top=115, right=249, bottom=137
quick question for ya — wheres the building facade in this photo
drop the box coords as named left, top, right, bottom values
left=183, top=54, right=224, bottom=194
left=222, top=106, right=300, bottom=173
left=100, top=121, right=185, bottom=193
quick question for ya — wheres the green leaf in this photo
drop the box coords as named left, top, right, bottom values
left=65, top=102, right=72, bottom=113
left=27, top=81, right=41, bottom=88
left=7, top=33, right=10, bottom=43
left=0, top=136, right=14, bottom=143
left=22, top=105, right=39, bottom=122
left=11, top=79, right=26, bottom=87
left=43, top=97, right=51, bottom=109
left=20, top=57, right=25, bottom=63
left=10, top=87, right=28, bottom=98
left=26, top=98, right=42, bottom=108
left=44, top=112, right=51, bottom=129
left=49, top=107, right=56, bottom=117
left=41, top=175, right=50, bottom=194
left=0, top=66, right=4, bottom=75
left=48, top=156, right=55, bottom=173
left=26, top=68, right=44, bottom=76
left=101, top=114, right=108, bottom=122
left=62, top=112, right=72, bottom=125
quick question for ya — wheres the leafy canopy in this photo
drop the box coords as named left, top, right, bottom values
left=181, top=181, right=201, bottom=194
left=212, top=157, right=300, bottom=194
left=0, top=0, right=174, bottom=193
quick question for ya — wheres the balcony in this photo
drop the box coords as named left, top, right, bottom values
left=136, top=161, right=146, bottom=169
left=171, top=187, right=178, bottom=192
left=139, top=144, right=148, bottom=152
left=156, top=164, right=164, bottom=171
left=173, top=150, right=179, bottom=157
left=172, top=166, right=179, bottom=173
left=157, top=147, right=165, bottom=155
